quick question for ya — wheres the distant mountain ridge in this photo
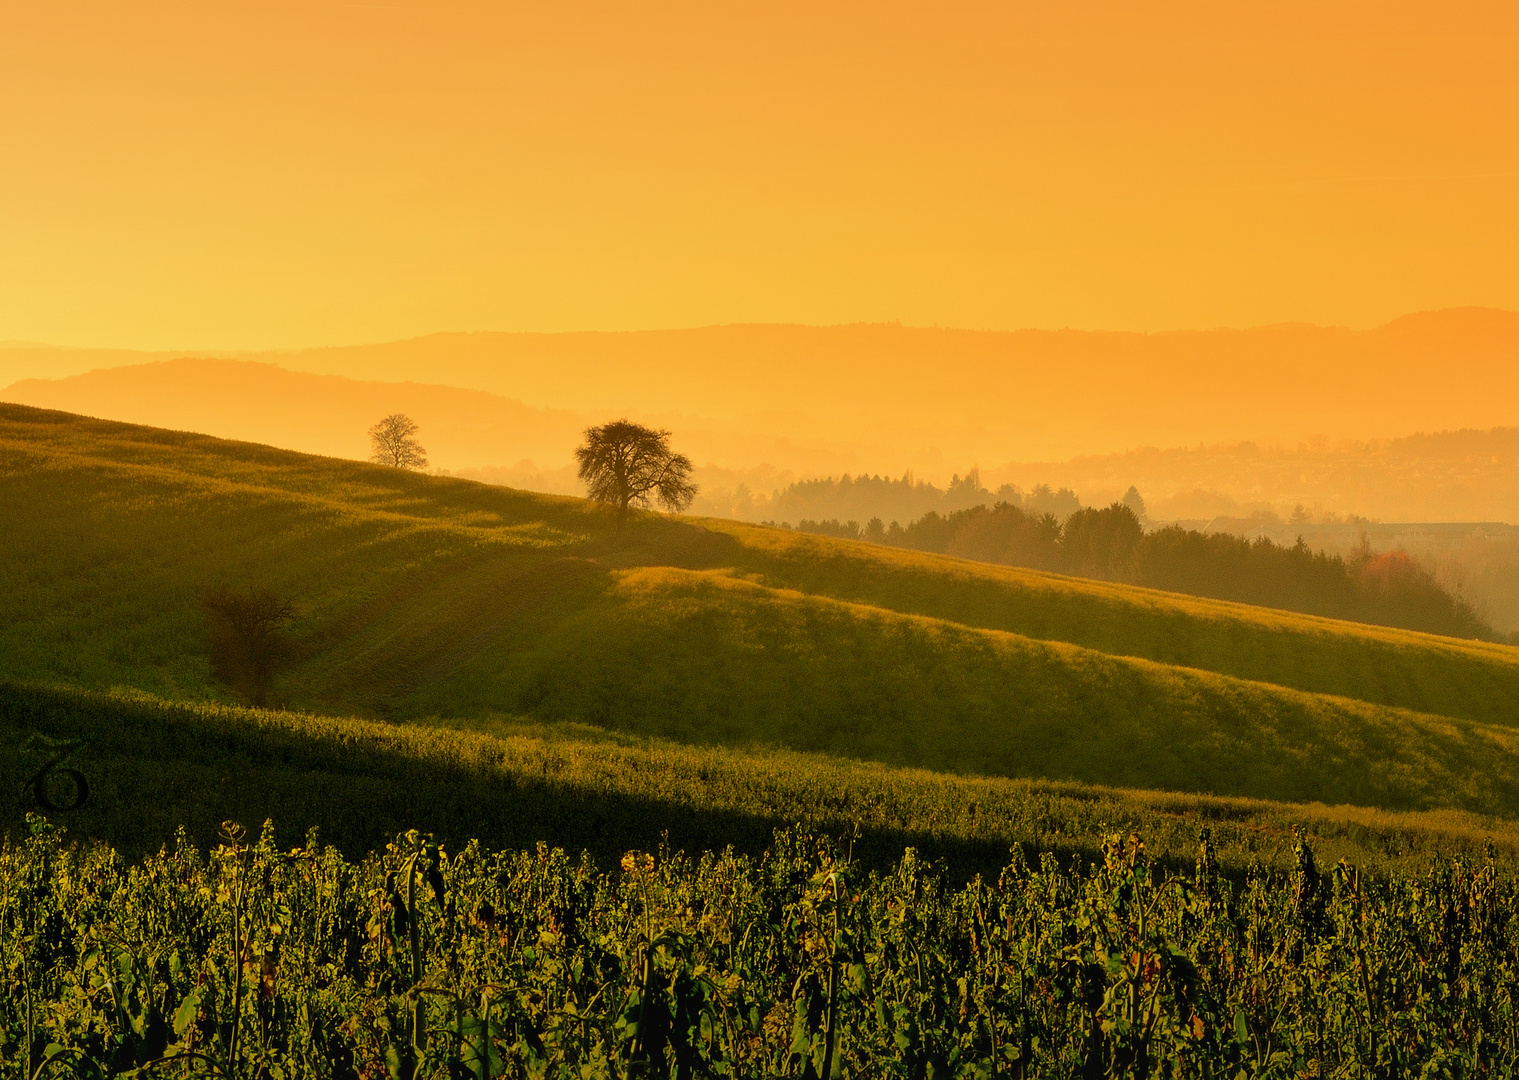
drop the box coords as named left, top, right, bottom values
left=0, top=356, right=877, bottom=483
left=1, top=357, right=584, bottom=470
left=987, top=426, right=1519, bottom=524
left=7, top=353, right=1519, bottom=529
left=3, top=306, right=1516, bottom=469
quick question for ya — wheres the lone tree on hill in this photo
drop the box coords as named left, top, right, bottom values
left=575, top=420, right=697, bottom=527
left=369, top=413, right=428, bottom=469
left=202, top=585, right=298, bottom=706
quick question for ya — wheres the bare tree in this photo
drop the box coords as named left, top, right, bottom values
left=575, top=420, right=697, bottom=527
left=203, top=586, right=298, bottom=706
left=369, top=413, right=428, bottom=469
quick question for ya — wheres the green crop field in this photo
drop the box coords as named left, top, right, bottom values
left=7, top=810, right=1518, bottom=1077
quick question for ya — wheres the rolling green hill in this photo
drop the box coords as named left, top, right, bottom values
left=5, top=402, right=1519, bottom=821
left=5, top=681, right=1518, bottom=879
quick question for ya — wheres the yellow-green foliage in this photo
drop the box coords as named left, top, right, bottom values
left=5, top=403, right=1519, bottom=817
left=7, top=815, right=1519, bottom=1076
left=5, top=681, right=1519, bottom=880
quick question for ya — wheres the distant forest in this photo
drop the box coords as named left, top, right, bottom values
left=767, top=468, right=1080, bottom=526
left=792, top=501, right=1495, bottom=641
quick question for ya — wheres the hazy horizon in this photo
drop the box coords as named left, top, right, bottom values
left=3, top=302, right=1513, bottom=359
left=0, top=308, right=1481, bottom=357
left=6, top=305, right=1517, bottom=468
left=8, top=309, right=1519, bottom=525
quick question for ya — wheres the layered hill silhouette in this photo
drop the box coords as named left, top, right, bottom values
left=6, top=403, right=1519, bottom=819
left=5, top=306, right=1518, bottom=473
left=988, top=427, right=1519, bottom=525
left=7, top=348, right=1519, bottom=525
left=2, top=357, right=586, bottom=471
left=0, top=356, right=878, bottom=484
left=254, top=307, right=1519, bottom=462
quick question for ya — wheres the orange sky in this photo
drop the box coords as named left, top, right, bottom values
left=3, top=2, right=1517, bottom=350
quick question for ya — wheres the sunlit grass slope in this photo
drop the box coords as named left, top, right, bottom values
left=696, top=524, right=1519, bottom=726
left=5, top=681, right=1519, bottom=881
left=4, top=403, right=1519, bottom=815
left=416, top=565, right=1519, bottom=809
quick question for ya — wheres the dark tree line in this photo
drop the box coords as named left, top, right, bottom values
left=771, top=469, right=1080, bottom=529
left=796, top=501, right=1494, bottom=640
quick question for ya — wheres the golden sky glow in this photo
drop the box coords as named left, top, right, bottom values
left=3, top=2, right=1518, bottom=349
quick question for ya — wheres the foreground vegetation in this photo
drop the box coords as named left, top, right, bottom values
left=5, top=818, right=1517, bottom=1078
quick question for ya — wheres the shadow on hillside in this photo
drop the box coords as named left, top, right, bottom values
left=290, top=553, right=611, bottom=717
left=10, top=682, right=1516, bottom=885
left=0, top=681, right=1071, bottom=883
left=277, top=511, right=761, bottom=718
left=586, top=511, right=756, bottom=568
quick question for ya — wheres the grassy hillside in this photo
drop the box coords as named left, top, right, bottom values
left=409, top=565, right=1519, bottom=813
left=702, top=524, right=1519, bottom=724
left=5, top=403, right=1519, bottom=818
left=5, top=681, right=1518, bottom=881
